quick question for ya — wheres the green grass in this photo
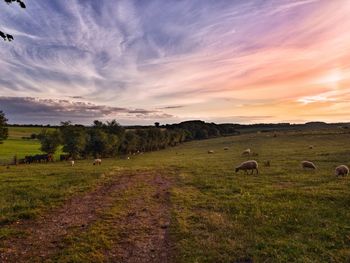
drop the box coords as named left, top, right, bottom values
left=0, top=127, right=60, bottom=162
left=1, top=130, right=350, bottom=262
left=7, top=126, right=48, bottom=139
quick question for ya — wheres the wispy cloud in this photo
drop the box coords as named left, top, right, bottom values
left=0, top=0, right=350, bottom=124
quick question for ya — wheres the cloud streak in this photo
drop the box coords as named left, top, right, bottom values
left=0, top=96, right=174, bottom=124
left=0, top=0, right=350, bottom=124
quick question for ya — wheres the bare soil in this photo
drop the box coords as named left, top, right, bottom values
left=0, top=171, right=172, bottom=263
left=105, top=173, right=172, bottom=263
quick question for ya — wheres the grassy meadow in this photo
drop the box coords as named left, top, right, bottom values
left=0, top=128, right=350, bottom=262
left=0, top=127, right=61, bottom=163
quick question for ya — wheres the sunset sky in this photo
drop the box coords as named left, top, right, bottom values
left=0, top=0, right=350, bottom=125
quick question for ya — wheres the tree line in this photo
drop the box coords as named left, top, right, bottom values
left=37, top=120, right=240, bottom=159
left=38, top=120, right=188, bottom=159
left=0, top=110, right=240, bottom=159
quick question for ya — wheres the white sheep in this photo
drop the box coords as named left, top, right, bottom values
left=335, top=165, right=349, bottom=176
left=235, top=160, right=259, bottom=174
left=301, top=161, right=316, bottom=170
left=70, top=160, right=75, bottom=166
left=93, top=158, right=102, bottom=165
left=208, top=150, right=214, bottom=154
left=242, top=148, right=251, bottom=156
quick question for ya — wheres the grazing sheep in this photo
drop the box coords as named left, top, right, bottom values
left=242, top=148, right=251, bottom=156
left=335, top=165, right=349, bottom=176
left=301, top=161, right=316, bottom=170
left=264, top=160, right=271, bottom=167
left=70, top=160, right=75, bottom=166
left=235, top=160, right=259, bottom=175
left=224, top=147, right=229, bottom=151
left=208, top=150, right=214, bottom=154
left=93, top=158, right=102, bottom=165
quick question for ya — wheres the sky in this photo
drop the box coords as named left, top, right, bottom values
left=0, top=0, right=350, bottom=125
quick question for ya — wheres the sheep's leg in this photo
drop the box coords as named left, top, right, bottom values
left=256, top=168, right=259, bottom=175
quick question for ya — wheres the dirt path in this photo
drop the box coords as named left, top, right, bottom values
left=0, top=171, right=172, bottom=263
left=105, top=173, right=172, bottom=263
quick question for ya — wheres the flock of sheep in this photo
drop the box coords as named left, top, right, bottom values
left=68, top=145, right=349, bottom=177
left=209, top=147, right=349, bottom=177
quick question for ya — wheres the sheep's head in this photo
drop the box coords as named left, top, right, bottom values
left=235, top=167, right=239, bottom=173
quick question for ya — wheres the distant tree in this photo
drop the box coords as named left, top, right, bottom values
left=154, top=122, right=160, bottom=128
left=93, top=120, right=104, bottom=128
left=85, top=128, right=109, bottom=158
left=0, top=110, right=8, bottom=144
left=38, top=129, right=61, bottom=154
left=86, top=120, right=122, bottom=157
left=106, top=133, right=120, bottom=157
left=59, top=121, right=87, bottom=159
left=1, top=0, right=26, bottom=41
left=135, top=129, right=148, bottom=152
left=195, top=129, right=209, bottom=139
left=104, top=120, right=125, bottom=138
left=121, top=131, right=139, bottom=154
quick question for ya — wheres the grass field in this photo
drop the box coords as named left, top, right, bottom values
left=0, top=127, right=61, bottom=162
left=0, top=129, right=350, bottom=262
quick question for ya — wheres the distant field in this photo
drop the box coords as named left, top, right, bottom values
left=0, top=127, right=60, bottom=162
left=7, top=126, right=49, bottom=139
left=0, top=129, right=350, bottom=262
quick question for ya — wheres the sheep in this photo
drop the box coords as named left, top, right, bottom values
left=235, top=160, right=259, bottom=175
left=224, top=147, right=229, bottom=151
left=208, top=150, right=214, bottom=154
left=93, top=158, right=102, bottom=165
left=70, top=160, right=75, bottom=166
left=242, top=148, right=251, bottom=156
left=301, top=161, right=316, bottom=170
left=335, top=165, right=349, bottom=176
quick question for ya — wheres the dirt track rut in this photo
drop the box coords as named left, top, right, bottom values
left=0, top=171, right=172, bottom=263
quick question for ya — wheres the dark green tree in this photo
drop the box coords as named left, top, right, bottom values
left=0, top=110, right=8, bottom=144
left=85, top=128, right=109, bottom=158
left=121, top=131, right=139, bottom=154
left=85, top=120, right=122, bottom=157
left=38, top=129, right=61, bottom=154
left=59, top=121, right=87, bottom=159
